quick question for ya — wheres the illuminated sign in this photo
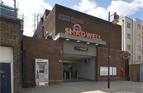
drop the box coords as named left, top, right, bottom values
left=65, top=23, right=102, bottom=40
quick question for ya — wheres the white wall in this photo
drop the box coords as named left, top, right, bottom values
left=133, top=19, right=143, bottom=64
left=0, top=46, right=13, bottom=63
left=118, top=17, right=143, bottom=64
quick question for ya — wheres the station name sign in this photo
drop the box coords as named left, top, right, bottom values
left=65, top=23, right=102, bottom=40
left=74, top=46, right=88, bottom=52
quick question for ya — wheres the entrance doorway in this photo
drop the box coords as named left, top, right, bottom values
left=0, top=63, right=11, bottom=93
left=0, top=46, right=13, bottom=93
left=63, top=63, right=78, bottom=81
left=63, top=54, right=96, bottom=81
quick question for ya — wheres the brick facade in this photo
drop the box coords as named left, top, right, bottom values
left=55, top=5, right=121, bottom=50
left=97, top=47, right=129, bottom=81
left=28, top=4, right=129, bottom=87
left=129, top=64, right=141, bottom=81
left=0, top=15, right=21, bottom=93
left=23, top=36, right=63, bottom=87
left=34, top=4, right=121, bottom=50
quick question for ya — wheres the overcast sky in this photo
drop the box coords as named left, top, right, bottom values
left=2, top=0, right=143, bottom=36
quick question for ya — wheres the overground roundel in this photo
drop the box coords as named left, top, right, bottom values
left=73, top=23, right=82, bottom=31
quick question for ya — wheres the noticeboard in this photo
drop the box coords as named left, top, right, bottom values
left=100, top=66, right=117, bottom=76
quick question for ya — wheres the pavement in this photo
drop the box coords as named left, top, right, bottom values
left=20, top=81, right=143, bottom=93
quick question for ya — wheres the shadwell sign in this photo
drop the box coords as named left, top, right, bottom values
left=65, top=23, right=102, bottom=41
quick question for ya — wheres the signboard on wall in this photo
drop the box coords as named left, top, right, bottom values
left=100, top=66, right=117, bottom=76
left=74, top=46, right=88, bottom=52
left=65, top=23, right=102, bottom=41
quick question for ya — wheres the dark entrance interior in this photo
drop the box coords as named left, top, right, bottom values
left=63, top=54, right=96, bottom=81
left=0, top=63, right=11, bottom=93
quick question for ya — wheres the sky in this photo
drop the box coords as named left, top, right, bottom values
left=1, top=0, right=143, bottom=36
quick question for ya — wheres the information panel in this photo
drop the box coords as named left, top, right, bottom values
left=100, top=66, right=117, bottom=76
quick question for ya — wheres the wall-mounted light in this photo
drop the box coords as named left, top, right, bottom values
left=95, top=44, right=99, bottom=46
left=66, top=38, right=69, bottom=41
left=86, top=42, right=90, bottom=44
left=76, top=40, right=80, bottom=43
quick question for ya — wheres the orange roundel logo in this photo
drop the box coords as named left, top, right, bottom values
left=73, top=23, right=82, bottom=31
left=65, top=23, right=102, bottom=41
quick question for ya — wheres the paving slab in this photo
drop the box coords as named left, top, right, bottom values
left=20, top=81, right=143, bottom=93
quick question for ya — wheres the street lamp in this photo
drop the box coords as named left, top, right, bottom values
left=107, top=12, right=119, bottom=89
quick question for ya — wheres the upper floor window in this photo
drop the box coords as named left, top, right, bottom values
left=137, top=24, right=141, bottom=30
left=137, top=45, right=141, bottom=51
left=127, top=44, right=131, bottom=51
left=138, top=56, right=141, bottom=61
left=127, top=22, right=131, bottom=28
left=138, top=34, right=141, bottom=39
left=127, top=33, right=131, bottom=39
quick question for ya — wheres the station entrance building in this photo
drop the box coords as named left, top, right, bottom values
left=22, top=4, right=129, bottom=87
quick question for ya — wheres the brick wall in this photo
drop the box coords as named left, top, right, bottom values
left=34, top=8, right=56, bottom=39
left=97, top=47, right=128, bottom=81
left=0, top=15, right=21, bottom=93
left=23, top=36, right=63, bottom=87
left=129, top=64, right=141, bottom=81
left=55, top=4, right=121, bottom=50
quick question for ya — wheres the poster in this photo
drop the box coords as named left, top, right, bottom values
left=100, top=66, right=117, bottom=76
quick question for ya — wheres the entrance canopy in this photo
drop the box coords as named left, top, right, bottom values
left=53, top=33, right=106, bottom=46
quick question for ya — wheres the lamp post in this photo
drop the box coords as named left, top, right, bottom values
left=107, top=12, right=119, bottom=89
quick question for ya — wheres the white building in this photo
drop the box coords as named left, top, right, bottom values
left=118, top=17, right=143, bottom=64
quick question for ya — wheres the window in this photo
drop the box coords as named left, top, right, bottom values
left=127, top=44, right=131, bottom=51
left=138, top=34, right=141, bottom=39
left=137, top=24, right=141, bottom=30
left=138, top=45, right=141, bottom=51
left=138, top=56, right=141, bottom=61
left=127, top=33, right=131, bottom=39
left=127, top=22, right=131, bottom=28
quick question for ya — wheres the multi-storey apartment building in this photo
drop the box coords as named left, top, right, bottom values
left=118, top=17, right=143, bottom=64
left=118, top=17, right=143, bottom=81
left=133, top=18, right=143, bottom=64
